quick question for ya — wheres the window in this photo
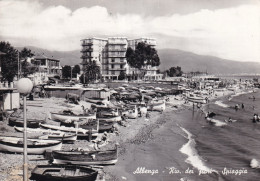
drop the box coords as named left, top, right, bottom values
left=111, top=65, right=114, bottom=69
left=120, top=58, right=124, bottom=62
left=120, top=65, right=124, bottom=69
left=112, top=59, right=115, bottom=62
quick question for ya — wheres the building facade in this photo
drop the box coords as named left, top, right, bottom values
left=81, top=37, right=161, bottom=80
left=24, top=55, right=62, bottom=85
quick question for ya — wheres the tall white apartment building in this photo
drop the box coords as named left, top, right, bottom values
left=81, top=37, right=161, bottom=80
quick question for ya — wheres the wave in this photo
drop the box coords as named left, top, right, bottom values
left=208, top=118, right=227, bottom=127
left=250, top=158, right=260, bottom=169
left=215, top=101, right=229, bottom=108
left=179, top=126, right=218, bottom=173
left=232, top=90, right=253, bottom=98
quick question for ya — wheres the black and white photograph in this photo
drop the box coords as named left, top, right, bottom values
left=0, top=0, right=260, bottom=180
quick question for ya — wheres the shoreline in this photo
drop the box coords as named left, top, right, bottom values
left=103, top=88, right=255, bottom=180
left=0, top=87, right=255, bottom=180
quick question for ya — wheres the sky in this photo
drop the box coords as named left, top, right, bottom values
left=0, top=0, right=259, bottom=62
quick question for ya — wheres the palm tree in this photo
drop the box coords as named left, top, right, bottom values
left=82, top=60, right=101, bottom=83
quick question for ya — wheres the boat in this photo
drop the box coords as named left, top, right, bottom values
left=39, top=123, right=96, bottom=135
left=97, top=115, right=122, bottom=122
left=60, top=119, right=115, bottom=133
left=85, top=97, right=107, bottom=104
left=14, top=127, right=77, bottom=143
left=187, top=95, right=207, bottom=104
left=8, top=117, right=45, bottom=128
left=38, top=133, right=77, bottom=143
left=122, top=106, right=138, bottom=119
left=147, top=100, right=166, bottom=111
left=52, top=146, right=118, bottom=165
left=0, top=136, right=62, bottom=154
left=30, top=164, right=98, bottom=181
left=50, top=111, right=96, bottom=122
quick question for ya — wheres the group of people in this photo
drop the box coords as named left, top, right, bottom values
left=253, top=114, right=260, bottom=123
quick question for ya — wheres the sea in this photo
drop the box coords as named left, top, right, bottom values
left=124, top=89, right=260, bottom=181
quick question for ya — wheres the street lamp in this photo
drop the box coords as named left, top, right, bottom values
left=17, top=78, right=33, bottom=181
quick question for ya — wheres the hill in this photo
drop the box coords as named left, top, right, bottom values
left=16, top=46, right=81, bottom=66
left=16, top=46, right=260, bottom=74
left=158, top=49, right=260, bottom=74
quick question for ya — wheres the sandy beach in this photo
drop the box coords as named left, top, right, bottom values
left=0, top=87, right=253, bottom=181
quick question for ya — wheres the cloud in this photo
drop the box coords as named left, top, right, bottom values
left=0, top=0, right=259, bottom=62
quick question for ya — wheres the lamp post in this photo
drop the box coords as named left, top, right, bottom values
left=17, top=78, right=33, bottom=181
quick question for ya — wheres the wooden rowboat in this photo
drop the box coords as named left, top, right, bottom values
left=147, top=101, right=166, bottom=111
left=30, top=164, right=98, bottom=181
left=187, top=96, right=207, bottom=104
left=8, top=117, right=45, bottom=128
left=0, top=136, right=62, bottom=154
left=14, top=127, right=77, bottom=143
left=51, top=112, right=96, bottom=122
left=52, top=146, right=118, bottom=165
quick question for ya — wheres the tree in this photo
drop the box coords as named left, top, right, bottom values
left=19, top=47, right=37, bottom=77
left=80, top=61, right=100, bottom=84
left=126, top=42, right=160, bottom=69
left=167, top=66, right=183, bottom=77
left=72, top=64, right=80, bottom=78
left=0, top=41, right=18, bottom=82
left=118, top=70, right=126, bottom=80
left=62, top=65, right=72, bottom=79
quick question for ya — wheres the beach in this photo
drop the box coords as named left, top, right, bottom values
left=0, top=87, right=259, bottom=181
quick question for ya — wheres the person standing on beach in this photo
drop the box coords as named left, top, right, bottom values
left=241, top=103, right=244, bottom=109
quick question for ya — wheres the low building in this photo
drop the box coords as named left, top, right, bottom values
left=23, top=55, right=62, bottom=85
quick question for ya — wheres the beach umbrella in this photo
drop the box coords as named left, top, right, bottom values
left=155, top=87, right=162, bottom=91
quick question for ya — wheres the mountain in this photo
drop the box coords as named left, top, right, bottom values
left=16, top=46, right=81, bottom=66
left=16, top=46, right=260, bottom=74
left=158, top=49, right=260, bottom=74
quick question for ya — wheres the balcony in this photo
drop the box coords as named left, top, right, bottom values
left=81, top=48, right=93, bottom=52
left=108, top=48, right=127, bottom=52
left=81, top=55, right=93, bottom=59
left=109, top=67, right=126, bottom=71
left=108, top=39, right=127, bottom=45
left=108, top=54, right=125, bottom=58
left=109, top=61, right=126, bottom=64
left=81, top=42, right=93, bottom=46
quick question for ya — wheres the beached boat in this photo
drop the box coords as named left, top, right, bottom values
left=85, top=97, right=107, bottom=104
left=50, top=111, right=96, bottom=122
left=14, top=126, right=64, bottom=134
left=187, top=95, right=207, bottom=104
left=97, top=115, right=122, bottom=122
left=60, top=119, right=115, bottom=133
left=30, top=164, right=98, bottom=181
left=14, top=126, right=77, bottom=143
left=39, top=123, right=94, bottom=135
left=122, top=106, right=138, bottom=119
left=0, top=136, right=62, bottom=154
left=148, top=100, right=166, bottom=111
left=8, top=117, right=45, bottom=128
left=38, top=133, right=77, bottom=143
left=52, top=146, right=118, bottom=165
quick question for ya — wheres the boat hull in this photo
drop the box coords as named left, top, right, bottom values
left=148, top=101, right=166, bottom=111
left=187, top=97, right=207, bottom=104
left=51, top=113, right=96, bottom=121
left=52, top=148, right=118, bottom=165
left=0, top=137, right=62, bottom=154
left=30, top=164, right=98, bottom=181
